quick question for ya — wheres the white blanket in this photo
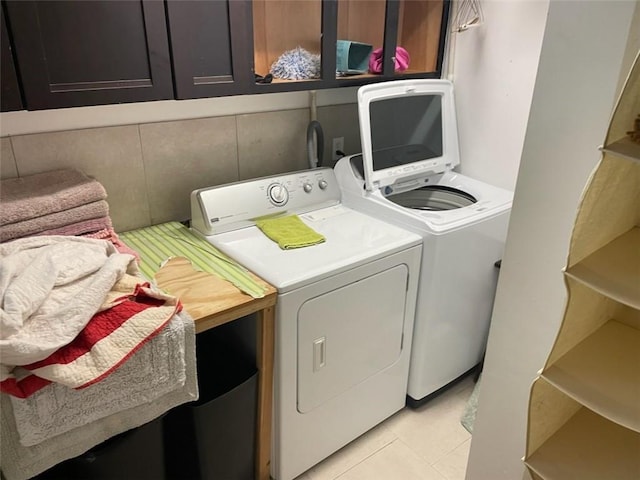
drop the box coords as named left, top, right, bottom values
left=0, top=236, right=136, bottom=381
left=0, top=236, right=199, bottom=479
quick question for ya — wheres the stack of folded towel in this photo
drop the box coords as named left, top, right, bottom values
left=0, top=169, right=104, bottom=238
left=0, top=168, right=136, bottom=256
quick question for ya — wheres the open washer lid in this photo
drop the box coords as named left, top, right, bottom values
left=357, top=79, right=460, bottom=192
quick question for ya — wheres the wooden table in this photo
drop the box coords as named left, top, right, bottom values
left=153, top=256, right=277, bottom=480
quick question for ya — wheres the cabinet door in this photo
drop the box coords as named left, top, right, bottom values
left=5, top=0, right=173, bottom=110
left=167, top=0, right=253, bottom=99
left=1, top=5, right=22, bottom=112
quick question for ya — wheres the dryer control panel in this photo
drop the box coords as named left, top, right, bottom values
left=191, top=168, right=341, bottom=235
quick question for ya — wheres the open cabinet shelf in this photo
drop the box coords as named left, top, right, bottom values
left=565, top=227, right=640, bottom=309
left=250, top=0, right=447, bottom=87
left=525, top=406, right=640, bottom=480
left=542, top=320, right=640, bottom=432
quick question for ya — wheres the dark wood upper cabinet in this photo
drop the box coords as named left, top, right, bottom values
left=168, top=0, right=450, bottom=98
left=1, top=5, right=23, bottom=112
left=167, top=0, right=253, bottom=99
left=4, top=0, right=174, bottom=110
left=1, top=0, right=450, bottom=110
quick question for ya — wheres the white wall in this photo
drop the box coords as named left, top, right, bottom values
left=465, top=2, right=637, bottom=479
left=450, top=0, right=550, bottom=192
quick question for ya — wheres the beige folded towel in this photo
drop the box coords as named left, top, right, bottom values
left=0, top=169, right=107, bottom=226
left=0, top=200, right=110, bottom=242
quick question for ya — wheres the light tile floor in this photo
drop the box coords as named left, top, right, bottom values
left=295, top=376, right=476, bottom=480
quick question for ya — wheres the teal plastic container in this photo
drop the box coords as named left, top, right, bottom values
left=336, top=40, right=372, bottom=74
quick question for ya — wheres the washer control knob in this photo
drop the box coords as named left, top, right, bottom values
left=303, top=182, right=313, bottom=193
left=267, top=183, right=289, bottom=206
left=318, top=179, right=328, bottom=190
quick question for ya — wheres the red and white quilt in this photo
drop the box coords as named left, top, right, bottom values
left=0, top=236, right=181, bottom=398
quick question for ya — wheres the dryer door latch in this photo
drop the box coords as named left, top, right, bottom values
left=313, top=337, right=326, bottom=372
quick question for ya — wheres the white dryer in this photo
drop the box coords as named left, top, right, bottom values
left=334, top=79, right=513, bottom=407
left=190, top=168, right=422, bottom=480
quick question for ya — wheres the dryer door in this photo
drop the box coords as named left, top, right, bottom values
left=297, top=264, right=408, bottom=414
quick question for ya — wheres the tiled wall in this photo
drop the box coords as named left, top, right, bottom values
left=0, top=104, right=360, bottom=232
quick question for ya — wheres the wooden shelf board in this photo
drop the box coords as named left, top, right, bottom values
left=336, top=73, right=378, bottom=80
left=565, top=227, right=640, bottom=309
left=525, top=407, right=640, bottom=480
left=265, top=77, right=321, bottom=84
left=602, top=136, right=640, bottom=163
left=542, top=320, right=640, bottom=432
left=335, top=69, right=434, bottom=81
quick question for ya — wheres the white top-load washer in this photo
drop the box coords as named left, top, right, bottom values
left=190, top=167, right=422, bottom=480
left=334, top=79, right=513, bottom=407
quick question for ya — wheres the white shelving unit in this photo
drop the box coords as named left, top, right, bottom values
left=524, top=52, right=640, bottom=479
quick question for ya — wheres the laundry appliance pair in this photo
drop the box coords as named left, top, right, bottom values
left=189, top=79, right=512, bottom=480
left=335, top=79, right=513, bottom=406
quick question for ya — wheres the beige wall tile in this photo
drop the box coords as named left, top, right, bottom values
left=3, top=105, right=355, bottom=231
left=316, top=103, right=360, bottom=168
left=1, top=138, right=18, bottom=179
left=139, top=116, right=239, bottom=225
left=10, top=126, right=150, bottom=231
left=237, top=109, right=310, bottom=179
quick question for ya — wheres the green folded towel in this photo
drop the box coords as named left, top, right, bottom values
left=255, top=215, right=325, bottom=250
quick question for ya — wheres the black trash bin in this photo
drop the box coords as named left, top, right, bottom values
left=164, top=325, right=258, bottom=480
left=34, top=415, right=166, bottom=480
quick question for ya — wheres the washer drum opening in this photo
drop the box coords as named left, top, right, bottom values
left=388, top=186, right=477, bottom=211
